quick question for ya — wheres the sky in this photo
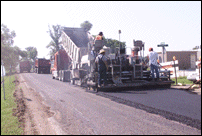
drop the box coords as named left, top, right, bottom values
left=1, top=1, right=201, bottom=59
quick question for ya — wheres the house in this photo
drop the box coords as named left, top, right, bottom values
left=157, top=51, right=198, bottom=70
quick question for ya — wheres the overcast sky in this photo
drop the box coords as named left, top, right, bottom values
left=1, top=1, right=201, bottom=59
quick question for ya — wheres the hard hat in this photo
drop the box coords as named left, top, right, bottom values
left=99, top=31, right=103, bottom=36
left=99, top=49, right=105, bottom=54
left=149, top=47, right=153, bottom=51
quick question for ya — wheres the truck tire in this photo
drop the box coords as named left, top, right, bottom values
left=37, top=68, right=40, bottom=74
left=61, top=71, right=66, bottom=82
left=58, top=71, right=61, bottom=81
left=61, top=72, right=64, bottom=82
left=70, top=72, right=75, bottom=85
left=62, top=76, right=65, bottom=82
left=59, top=76, right=61, bottom=81
left=71, top=79, right=75, bottom=85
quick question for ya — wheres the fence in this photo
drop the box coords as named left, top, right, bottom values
left=1, top=62, right=6, bottom=100
left=159, top=60, right=179, bottom=78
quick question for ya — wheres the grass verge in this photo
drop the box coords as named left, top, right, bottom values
left=171, top=76, right=193, bottom=85
left=1, top=75, right=23, bottom=135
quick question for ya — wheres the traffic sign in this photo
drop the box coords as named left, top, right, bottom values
left=157, top=44, right=168, bottom=47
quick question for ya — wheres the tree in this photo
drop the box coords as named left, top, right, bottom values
left=80, top=21, right=93, bottom=31
left=103, top=38, right=126, bottom=53
left=46, top=24, right=62, bottom=56
left=1, top=24, right=36, bottom=72
left=1, top=24, right=16, bottom=47
left=25, top=46, right=38, bottom=62
left=1, top=24, right=19, bottom=71
left=1, top=45, right=20, bottom=72
left=19, top=50, right=28, bottom=59
left=46, top=41, right=57, bottom=56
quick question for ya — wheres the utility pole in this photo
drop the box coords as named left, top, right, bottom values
left=118, top=30, right=121, bottom=82
left=173, top=56, right=177, bottom=85
left=157, top=42, right=168, bottom=63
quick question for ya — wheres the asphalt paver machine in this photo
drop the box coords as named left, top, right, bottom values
left=81, top=39, right=174, bottom=92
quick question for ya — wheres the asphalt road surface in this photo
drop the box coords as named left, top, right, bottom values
left=20, top=72, right=201, bottom=135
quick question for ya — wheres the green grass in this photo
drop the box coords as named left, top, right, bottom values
left=1, top=75, right=23, bottom=135
left=171, top=76, right=193, bottom=85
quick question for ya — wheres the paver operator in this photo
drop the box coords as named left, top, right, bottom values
left=95, top=31, right=104, bottom=41
left=95, top=49, right=108, bottom=87
left=91, top=31, right=104, bottom=59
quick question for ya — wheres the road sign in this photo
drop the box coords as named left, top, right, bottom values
left=157, top=43, right=169, bottom=63
left=157, top=44, right=168, bottom=47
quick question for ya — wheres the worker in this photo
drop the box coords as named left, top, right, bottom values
left=95, top=32, right=104, bottom=41
left=147, top=47, right=159, bottom=81
left=95, top=49, right=108, bottom=87
left=198, top=56, right=201, bottom=68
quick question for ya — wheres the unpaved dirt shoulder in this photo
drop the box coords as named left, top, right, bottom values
left=14, top=74, right=56, bottom=135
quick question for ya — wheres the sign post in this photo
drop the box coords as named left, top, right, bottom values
left=157, top=42, right=168, bottom=63
left=118, top=30, right=121, bottom=82
left=173, top=56, right=177, bottom=85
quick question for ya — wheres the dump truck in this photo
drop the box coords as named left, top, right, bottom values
left=52, top=27, right=90, bottom=84
left=35, top=58, right=51, bottom=74
left=51, top=49, right=71, bottom=81
left=54, top=27, right=174, bottom=92
left=19, top=60, right=31, bottom=73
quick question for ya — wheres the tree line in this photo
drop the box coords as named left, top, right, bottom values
left=1, top=24, right=37, bottom=72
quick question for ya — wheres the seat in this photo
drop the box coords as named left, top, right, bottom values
left=94, top=40, right=104, bottom=51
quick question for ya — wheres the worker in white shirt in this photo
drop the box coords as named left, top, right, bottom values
left=147, top=47, right=159, bottom=81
